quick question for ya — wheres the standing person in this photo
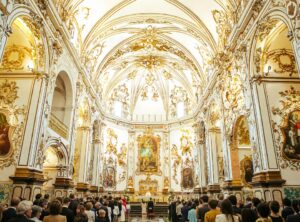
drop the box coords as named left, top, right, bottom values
left=252, top=198, right=261, bottom=219
left=112, top=201, right=119, bottom=222
left=181, top=201, right=191, bottom=222
left=43, top=200, right=66, bottom=222
left=215, top=199, right=239, bottom=222
left=102, top=201, right=111, bottom=222
left=31, top=205, right=42, bottom=222
left=198, top=195, right=209, bottom=222
left=291, top=200, right=299, bottom=214
left=61, top=197, right=74, bottom=222
left=33, top=194, right=42, bottom=206
left=205, top=200, right=221, bottom=222
left=69, top=193, right=79, bottom=216
left=7, top=200, right=33, bottom=222
left=256, top=203, right=272, bottom=222
left=176, top=200, right=183, bottom=222
left=119, top=203, right=126, bottom=222
left=188, top=204, right=197, bottom=222
left=228, top=195, right=241, bottom=215
left=74, top=205, right=88, bottom=222
left=147, top=198, right=154, bottom=214
left=85, top=202, right=95, bottom=222
left=97, top=209, right=107, bottom=222
left=269, top=201, right=282, bottom=222
left=287, top=200, right=300, bottom=222
left=43, top=195, right=49, bottom=206
left=241, top=208, right=257, bottom=222
left=2, top=197, right=20, bottom=222
left=281, top=198, right=294, bottom=221
left=244, top=197, right=253, bottom=209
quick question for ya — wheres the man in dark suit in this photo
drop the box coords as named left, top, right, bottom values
left=287, top=200, right=300, bottom=222
left=61, top=197, right=74, bottom=222
left=147, top=198, right=154, bottom=213
left=282, top=198, right=295, bottom=221
left=228, top=195, right=242, bottom=215
left=198, top=195, right=209, bottom=222
left=68, top=193, right=79, bottom=216
left=2, top=197, right=20, bottom=222
left=7, top=200, right=34, bottom=222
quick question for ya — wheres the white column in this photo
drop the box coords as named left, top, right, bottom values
left=207, top=128, right=221, bottom=185
left=74, top=127, right=91, bottom=184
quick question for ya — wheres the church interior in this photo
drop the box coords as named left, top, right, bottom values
left=1, top=0, right=300, bottom=210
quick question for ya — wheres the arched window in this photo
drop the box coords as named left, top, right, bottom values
left=177, top=102, right=184, bottom=118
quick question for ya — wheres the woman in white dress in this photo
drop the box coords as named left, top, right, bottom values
left=216, top=199, right=240, bottom=222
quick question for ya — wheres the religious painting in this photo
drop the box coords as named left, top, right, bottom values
left=103, top=166, right=116, bottom=188
left=137, top=132, right=161, bottom=174
left=240, top=156, right=254, bottom=186
left=282, top=110, right=300, bottom=161
left=0, top=113, right=11, bottom=156
left=181, top=168, right=194, bottom=189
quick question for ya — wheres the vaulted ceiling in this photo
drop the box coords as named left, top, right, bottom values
left=56, top=0, right=233, bottom=120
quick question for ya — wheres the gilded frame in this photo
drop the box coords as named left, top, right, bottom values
left=136, top=133, right=161, bottom=175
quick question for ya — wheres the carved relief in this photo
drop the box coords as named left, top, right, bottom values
left=171, top=144, right=181, bottom=184
left=103, top=157, right=117, bottom=189
left=138, top=175, right=158, bottom=195
left=0, top=80, right=26, bottom=169
left=266, top=49, right=297, bottom=76
left=170, top=86, right=190, bottom=117
left=180, top=129, right=193, bottom=156
left=0, top=45, right=33, bottom=71
left=106, top=128, right=118, bottom=154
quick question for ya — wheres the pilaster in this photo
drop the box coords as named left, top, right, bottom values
left=74, top=126, right=91, bottom=194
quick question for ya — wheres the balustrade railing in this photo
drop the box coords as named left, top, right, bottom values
left=49, top=113, right=69, bottom=139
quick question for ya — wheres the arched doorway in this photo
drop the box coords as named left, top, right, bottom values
left=231, top=116, right=253, bottom=189
left=43, top=143, right=68, bottom=197
left=49, top=71, right=73, bottom=139
left=0, top=16, right=46, bottom=72
left=255, top=19, right=298, bottom=78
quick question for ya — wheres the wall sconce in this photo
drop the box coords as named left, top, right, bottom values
left=27, top=60, right=34, bottom=71
left=264, top=65, right=271, bottom=76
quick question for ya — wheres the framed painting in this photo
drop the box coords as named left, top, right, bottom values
left=103, top=166, right=116, bottom=189
left=137, top=133, right=161, bottom=175
left=240, top=156, right=253, bottom=186
left=181, top=168, right=194, bottom=189
left=282, top=110, right=300, bottom=161
left=0, top=113, right=11, bottom=157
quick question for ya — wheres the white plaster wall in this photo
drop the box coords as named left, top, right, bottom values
left=102, top=121, right=128, bottom=191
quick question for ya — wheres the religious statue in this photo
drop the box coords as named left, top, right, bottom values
left=164, top=177, right=169, bottom=188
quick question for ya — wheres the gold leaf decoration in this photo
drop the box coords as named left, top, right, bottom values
left=0, top=80, right=19, bottom=106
